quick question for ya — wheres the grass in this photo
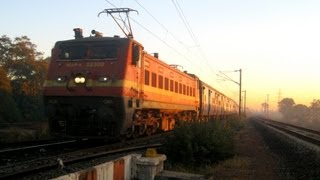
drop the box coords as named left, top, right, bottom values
left=163, top=117, right=244, bottom=174
left=165, top=156, right=250, bottom=176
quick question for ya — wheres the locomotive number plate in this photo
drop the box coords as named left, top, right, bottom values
left=86, top=62, right=105, bottom=67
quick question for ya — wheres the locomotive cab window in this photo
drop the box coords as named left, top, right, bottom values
left=90, top=44, right=117, bottom=59
left=58, top=42, right=118, bottom=60
left=59, top=45, right=87, bottom=60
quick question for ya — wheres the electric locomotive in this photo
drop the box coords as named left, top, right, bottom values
left=43, top=28, right=201, bottom=139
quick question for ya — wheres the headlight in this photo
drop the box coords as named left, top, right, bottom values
left=98, top=76, right=108, bottom=82
left=56, top=76, right=66, bottom=82
left=74, top=76, right=86, bottom=84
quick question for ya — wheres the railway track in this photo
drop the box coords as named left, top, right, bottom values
left=0, top=138, right=77, bottom=153
left=0, top=138, right=98, bottom=167
left=0, top=132, right=169, bottom=179
left=255, top=117, right=320, bottom=149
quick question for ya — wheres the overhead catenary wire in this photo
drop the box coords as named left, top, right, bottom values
left=104, top=0, right=117, bottom=8
left=170, top=1, right=217, bottom=71
left=170, top=0, right=232, bottom=92
left=133, top=0, right=191, bottom=49
left=171, top=0, right=199, bottom=47
left=130, top=17, right=204, bottom=72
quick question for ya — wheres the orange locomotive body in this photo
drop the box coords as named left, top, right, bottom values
left=43, top=29, right=237, bottom=139
left=141, top=53, right=200, bottom=131
left=43, top=29, right=200, bottom=139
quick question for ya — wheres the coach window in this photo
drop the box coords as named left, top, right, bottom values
left=145, top=70, right=150, bottom=85
left=211, top=92, right=215, bottom=103
left=170, top=80, right=174, bottom=92
left=193, top=88, right=195, bottom=97
left=186, top=86, right=189, bottom=96
left=158, top=75, right=163, bottom=89
left=179, top=83, right=182, bottom=94
left=183, top=85, right=186, bottom=95
left=175, top=81, right=178, bottom=93
left=152, top=72, right=157, bottom=87
left=165, top=78, right=169, bottom=90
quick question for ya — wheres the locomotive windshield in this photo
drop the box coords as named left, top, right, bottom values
left=58, top=42, right=118, bottom=60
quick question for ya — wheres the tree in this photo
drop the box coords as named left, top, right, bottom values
left=278, top=98, right=295, bottom=121
left=0, top=35, right=48, bottom=122
left=309, top=99, right=320, bottom=125
left=292, top=104, right=308, bottom=125
left=0, top=35, right=13, bottom=70
left=0, top=66, right=11, bottom=93
left=0, top=66, right=22, bottom=122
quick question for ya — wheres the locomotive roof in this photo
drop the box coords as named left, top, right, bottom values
left=54, top=36, right=143, bottom=47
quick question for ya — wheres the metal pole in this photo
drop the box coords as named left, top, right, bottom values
left=243, top=90, right=246, bottom=117
left=239, top=69, right=242, bottom=118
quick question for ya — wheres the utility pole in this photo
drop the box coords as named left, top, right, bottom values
left=238, top=69, right=242, bottom=118
left=242, top=90, right=246, bottom=117
left=262, top=101, right=267, bottom=116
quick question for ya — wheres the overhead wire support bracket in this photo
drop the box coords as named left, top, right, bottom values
left=98, top=8, right=139, bottom=38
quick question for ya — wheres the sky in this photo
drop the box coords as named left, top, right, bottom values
left=2, top=0, right=320, bottom=111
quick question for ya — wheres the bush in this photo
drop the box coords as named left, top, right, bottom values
left=227, top=116, right=244, bottom=131
left=0, top=92, right=22, bottom=122
left=164, top=121, right=235, bottom=168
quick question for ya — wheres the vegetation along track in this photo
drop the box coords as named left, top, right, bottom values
left=252, top=117, right=320, bottom=178
left=0, top=131, right=169, bottom=179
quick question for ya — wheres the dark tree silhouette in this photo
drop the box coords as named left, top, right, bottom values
left=292, top=104, right=308, bottom=126
left=278, top=98, right=295, bottom=121
left=0, top=66, right=22, bottom=122
left=0, top=35, right=48, bottom=122
left=309, top=100, right=320, bottom=128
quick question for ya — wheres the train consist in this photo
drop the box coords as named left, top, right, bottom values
left=43, top=28, right=238, bottom=139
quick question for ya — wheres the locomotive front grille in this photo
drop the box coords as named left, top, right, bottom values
left=46, top=96, right=121, bottom=137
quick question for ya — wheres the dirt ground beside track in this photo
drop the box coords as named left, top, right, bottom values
left=208, top=120, right=280, bottom=179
